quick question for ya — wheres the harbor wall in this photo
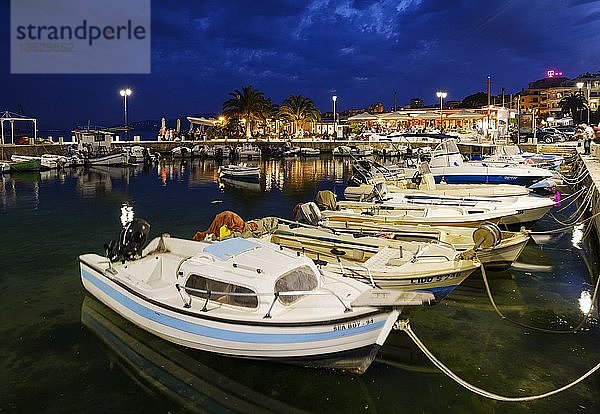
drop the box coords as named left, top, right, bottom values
left=578, top=146, right=600, bottom=244
left=0, top=139, right=580, bottom=158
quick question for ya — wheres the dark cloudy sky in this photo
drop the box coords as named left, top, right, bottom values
left=1, top=0, right=599, bottom=130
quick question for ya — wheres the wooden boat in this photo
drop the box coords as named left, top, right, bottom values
left=287, top=219, right=529, bottom=270
left=79, top=221, right=433, bottom=374
left=8, top=158, right=41, bottom=172
left=267, top=223, right=480, bottom=301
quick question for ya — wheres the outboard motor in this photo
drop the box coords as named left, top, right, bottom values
left=105, top=218, right=151, bottom=262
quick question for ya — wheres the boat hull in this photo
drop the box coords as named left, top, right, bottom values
left=80, top=261, right=399, bottom=374
left=86, top=153, right=129, bottom=166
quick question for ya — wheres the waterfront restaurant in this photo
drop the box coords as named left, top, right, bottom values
left=345, top=106, right=517, bottom=140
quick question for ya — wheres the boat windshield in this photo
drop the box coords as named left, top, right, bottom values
left=185, top=274, right=258, bottom=308
left=275, top=265, right=318, bottom=305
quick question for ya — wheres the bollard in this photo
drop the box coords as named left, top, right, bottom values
left=59, top=137, right=64, bottom=144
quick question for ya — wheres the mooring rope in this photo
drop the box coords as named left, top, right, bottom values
left=527, top=203, right=600, bottom=235
left=548, top=189, right=593, bottom=227
left=555, top=186, right=587, bottom=213
left=397, top=320, right=600, bottom=402
left=478, top=258, right=600, bottom=334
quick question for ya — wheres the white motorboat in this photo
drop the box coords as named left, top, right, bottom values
left=283, top=146, right=301, bottom=157
left=218, top=164, right=260, bottom=180
left=333, top=146, right=352, bottom=156
left=11, top=154, right=69, bottom=170
left=410, top=140, right=554, bottom=188
left=1, top=162, right=10, bottom=173
left=127, top=145, right=158, bottom=164
left=86, top=151, right=130, bottom=166
left=236, top=143, right=261, bottom=159
left=172, top=146, right=193, bottom=158
left=483, top=145, right=564, bottom=170
left=267, top=223, right=479, bottom=301
left=79, top=220, right=433, bottom=374
left=300, top=147, right=320, bottom=157
left=361, top=191, right=555, bottom=227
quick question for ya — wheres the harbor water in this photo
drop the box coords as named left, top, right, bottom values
left=0, top=157, right=599, bottom=413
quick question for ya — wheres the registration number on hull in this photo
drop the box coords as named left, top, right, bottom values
left=333, top=317, right=374, bottom=332
left=410, top=272, right=459, bottom=285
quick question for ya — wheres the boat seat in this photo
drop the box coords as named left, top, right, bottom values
left=363, top=247, right=402, bottom=269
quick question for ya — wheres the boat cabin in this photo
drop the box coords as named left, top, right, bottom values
left=177, top=238, right=321, bottom=313
left=74, top=129, right=115, bottom=156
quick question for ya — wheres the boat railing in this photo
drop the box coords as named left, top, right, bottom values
left=177, top=284, right=352, bottom=318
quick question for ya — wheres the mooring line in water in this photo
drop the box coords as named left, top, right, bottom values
left=527, top=204, right=600, bottom=235
left=547, top=189, right=593, bottom=227
left=555, top=186, right=587, bottom=213
left=397, top=319, right=600, bottom=402
left=478, top=259, right=600, bottom=334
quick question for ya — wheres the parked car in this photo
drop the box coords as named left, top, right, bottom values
left=555, top=126, right=576, bottom=139
left=513, top=128, right=565, bottom=144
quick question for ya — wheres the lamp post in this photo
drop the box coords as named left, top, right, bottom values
left=436, top=91, right=447, bottom=131
left=332, top=95, right=337, bottom=139
left=119, top=88, right=132, bottom=140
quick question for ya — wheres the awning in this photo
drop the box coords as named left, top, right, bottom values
left=447, top=110, right=485, bottom=119
left=187, top=116, right=218, bottom=127
left=347, top=112, right=378, bottom=121
left=380, top=111, right=413, bottom=121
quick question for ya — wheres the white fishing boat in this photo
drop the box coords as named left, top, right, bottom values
left=409, top=139, right=554, bottom=188
left=79, top=220, right=433, bottom=374
left=73, top=129, right=130, bottom=166
left=267, top=223, right=479, bottom=301
left=218, top=164, right=260, bottom=180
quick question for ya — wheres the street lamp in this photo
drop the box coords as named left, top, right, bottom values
left=436, top=91, right=447, bottom=131
left=332, top=95, right=337, bottom=139
left=119, top=88, right=132, bottom=140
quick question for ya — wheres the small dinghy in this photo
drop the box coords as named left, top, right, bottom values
left=218, top=164, right=260, bottom=180
left=79, top=219, right=432, bottom=374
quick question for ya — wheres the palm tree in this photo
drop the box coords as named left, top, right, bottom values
left=223, top=86, right=271, bottom=138
left=278, top=95, right=321, bottom=137
left=559, top=91, right=588, bottom=123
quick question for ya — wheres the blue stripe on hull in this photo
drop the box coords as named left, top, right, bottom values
left=434, top=175, right=544, bottom=187
left=81, top=268, right=385, bottom=344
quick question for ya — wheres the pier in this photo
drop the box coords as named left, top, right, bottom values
left=0, top=138, right=581, bottom=159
